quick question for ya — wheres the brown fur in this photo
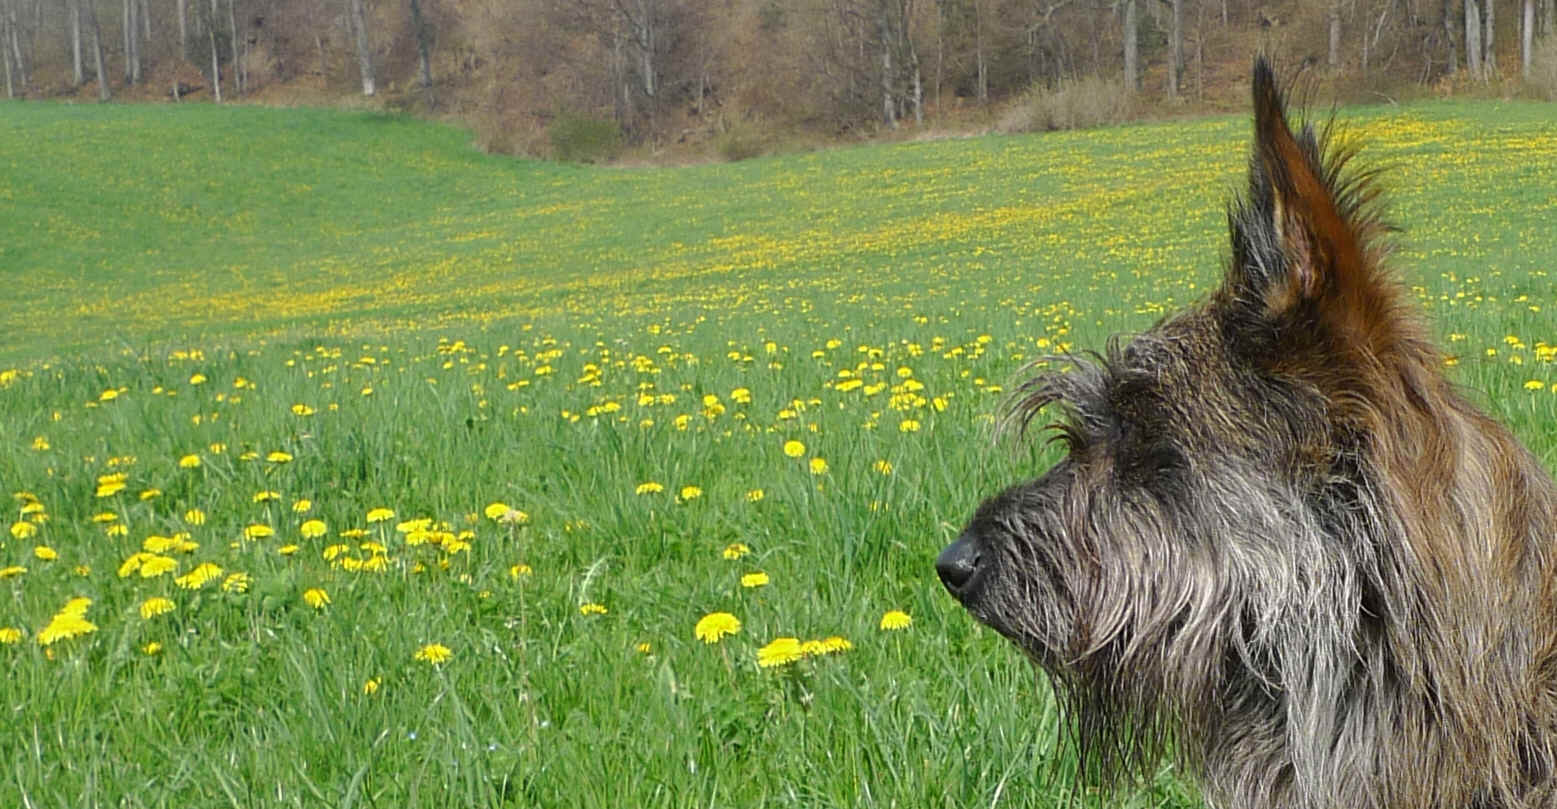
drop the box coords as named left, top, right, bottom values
left=936, top=58, right=1557, bottom=809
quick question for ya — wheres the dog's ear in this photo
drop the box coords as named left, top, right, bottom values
left=1225, top=58, right=1397, bottom=357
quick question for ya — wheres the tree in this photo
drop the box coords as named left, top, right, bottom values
left=1168, top=0, right=1183, bottom=97
left=1123, top=0, right=1138, bottom=91
left=409, top=0, right=432, bottom=90
left=1329, top=0, right=1343, bottom=69
left=348, top=0, right=376, bottom=95
left=1467, top=0, right=1483, bottom=77
left=88, top=0, right=108, bottom=99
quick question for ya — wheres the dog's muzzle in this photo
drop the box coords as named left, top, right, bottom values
left=936, top=532, right=985, bottom=598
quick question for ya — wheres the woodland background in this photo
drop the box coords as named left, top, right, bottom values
left=2, top=0, right=1554, bottom=160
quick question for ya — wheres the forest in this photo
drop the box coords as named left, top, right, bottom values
left=1, top=0, right=1553, bottom=159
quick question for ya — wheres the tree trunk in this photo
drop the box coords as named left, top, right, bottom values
left=1169, top=0, right=1182, bottom=97
left=1329, top=2, right=1343, bottom=68
left=227, top=0, right=241, bottom=95
left=1523, top=0, right=1534, bottom=77
left=1467, top=0, right=1484, bottom=77
left=974, top=0, right=986, bottom=101
left=1123, top=0, right=1138, bottom=92
left=124, top=0, right=142, bottom=85
left=2, top=6, right=12, bottom=99
left=177, top=0, right=186, bottom=55
left=140, top=0, right=150, bottom=41
left=348, top=0, right=375, bottom=95
left=88, top=0, right=108, bottom=99
left=209, top=0, right=222, bottom=102
left=880, top=13, right=895, bottom=126
left=1445, top=0, right=1460, bottom=72
left=1486, top=0, right=1497, bottom=73
left=70, top=0, right=83, bottom=85
left=409, top=0, right=431, bottom=89
left=5, top=0, right=25, bottom=89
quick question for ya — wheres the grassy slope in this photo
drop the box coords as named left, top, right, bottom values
left=0, top=99, right=1554, bottom=808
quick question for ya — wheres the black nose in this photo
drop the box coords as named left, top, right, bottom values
left=936, top=534, right=983, bottom=595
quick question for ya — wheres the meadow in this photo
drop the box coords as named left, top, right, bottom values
left=1, top=97, right=1555, bottom=808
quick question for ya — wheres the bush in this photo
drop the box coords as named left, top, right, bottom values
left=713, top=123, right=768, bottom=162
left=997, top=75, right=1135, bottom=134
left=548, top=114, right=623, bottom=163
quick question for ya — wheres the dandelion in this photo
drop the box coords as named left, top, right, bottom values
left=745, top=488, right=765, bottom=502
left=783, top=439, right=806, bottom=458
left=757, top=637, right=804, bottom=668
left=221, top=572, right=251, bottom=593
left=139, top=556, right=178, bottom=578
left=292, top=499, right=312, bottom=513
left=291, top=404, right=316, bottom=416
left=366, top=507, right=395, bottom=523
left=303, top=588, right=330, bottom=609
left=880, top=610, right=912, bottom=631
left=809, top=457, right=829, bottom=475
left=143, top=642, right=163, bottom=655
left=184, top=508, right=206, bottom=525
left=722, top=542, right=750, bottom=560
left=266, top=451, right=294, bottom=464
left=139, top=597, right=176, bottom=620
left=189, top=373, right=207, bottom=385
left=253, top=490, right=280, bottom=503
left=635, top=642, right=652, bottom=655
left=300, top=519, right=327, bottom=538
left=31, top=436, right=49, bottom=451
left=175, top=562, right=223, bottom=589
left=244, top=524, right=274, bottom=540
left=508, top=563, right=533, bottom=579
left=874, top=459, right=894, bottom=475
left=279, top=544, right=299, bottom=555
left=0, top=566, right=26, bottom=579
left=414, top=643, right=452, bottom=665
left=741, top=571, right=770, bottom=588
left=1525, top=380, right=1547, bottom=391
left=695, top=612, right=741, bottom=644
left=680, top=485, right=703, bottom=501
left=95, top=479, right=127, bottom=498
left=37, top=597, right=97, bottom=646
left=817, top=636, right=853, bottom=654
left=9, top=521, right=37, bottom=540
left=34, top=545, right=58, bottom=561
left=635, top=481, right=664, bottom=495
left=579, top=603, right=608, bottom=616
left=899, top=419, right=921, bottom=433
left=0, top=627, right=22, bottom=644
left=484, top=502, right=511, bottom=520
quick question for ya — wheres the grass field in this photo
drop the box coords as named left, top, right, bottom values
left=1, top=98, right=1555, bottom=808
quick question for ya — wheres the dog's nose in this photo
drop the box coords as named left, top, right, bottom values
left=936, top=534, right=983, bottom=595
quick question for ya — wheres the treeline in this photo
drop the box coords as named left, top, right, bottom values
left=1, top=0, right=1553, bottom=156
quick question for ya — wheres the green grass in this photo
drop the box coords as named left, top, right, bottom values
left=0, top=98, right=1555, bottom=808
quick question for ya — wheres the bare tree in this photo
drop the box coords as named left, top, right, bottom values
left=1522, top=0, right=1534, bottom=77
left=124, top=0, right=142, bottom=84
left=209, top=0, right=222, bottom=101
left=69, top=0, right=84, bottom=86
left=1168, top=0, right=1183, bottom=97
left=348, top=0, right=375, bottom=95
left=409, top=0, right=432, bottom=89
left=177, top=0, right=186, bottom=54
left=1467, top=0, right=1484, bottom=76
left=88, top=0, right=108, bottom=99
left=1123, top=0, right=1138, bottom=91
left=1329, top=0, right=1343, bottom=68
left=1485, top=0, right=1497, bottom=72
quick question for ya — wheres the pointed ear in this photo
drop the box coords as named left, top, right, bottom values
left=1229, top=59, right=1393, bottom=346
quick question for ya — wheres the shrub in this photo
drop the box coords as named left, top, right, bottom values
left=997, top=75, right=1135, bottom=134
left=1530, top=37, right=1557, bottom=101
left=548, top=114, right=623, bottom=163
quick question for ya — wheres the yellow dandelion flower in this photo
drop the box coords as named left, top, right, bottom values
left=740, top=571, right=770, bottom=588
left=0, top=627, right=22, bottom=644
left=508, top=563, right=533, bottom=579
left=783, top=439, right=806, bottom=458
left=757, top=637, right=804, bottom=668
left=366, top=507, right=395, bottom=523
left=899, top=419, right=921, bottom=433
left=252, top=490, right=280, bottom=503
left=95, top=479, right=127, bottom=498
left=874, top=459, right=894, bottom=475
left=278, top=544, right=299, bottom=555
left=139, top=597, right=176, bottom=620
left=33, top=545, right=58, bottom=561
left=139, top=556, right=177, bottom=578
left=175, top=562, right=223, bottom=589
left=178, top=454, right=202, bottom=468
left=139, top=488, right=162, bottom=500
left=745, top=488, right=765, bottom=502
left=635, top=642, right=652, bottom=654
left=291, top=404, right=316, bottom=416
left=880, top=610, right=912, bottom=631
left=142, top=641, right=163, bottom=655
left=818, top=636, right=853, bottom=654
left=98, top=388, right=120, bottom=402
left=188, top=373, right=207, bottom=385
left=221, top=572, right=251, bottom=593
left=91, top=511, right=118, bottom=523
left=0, top=565, right=26, bottom=579
left=635, top=481, right=664, bottom=495
left=300, top=519, right=327, bottom=538
left=303, top=588, right=330, bottom=609
left=244, top=524, right=274, bottom=540
left=31, top=436, right=49, bottom=451
left=484, top=502, right=511, bottom=520
left=1525, top=380, right=1547, bottom=391
left=694, top=612, right=741, bottom=644
left=105, top=523, right=128, bottom=537
left=414, top=643, right=452, bottom=665
left=679, top=485, right=703, bottom=501
left=579, top=602, right=608, bottom=616
left=722, top=542, right=750, bottom=560
left=9, top=521, right=37, bottom=540
left=266, top=451, right=293, bottom=464
left=37, top=597, right=97, bottom=646
left=363, top=678, right=381, bottom=695
left=292, top=499, right=312, bottom=513
left=809, top=457, right=829, bottom=475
